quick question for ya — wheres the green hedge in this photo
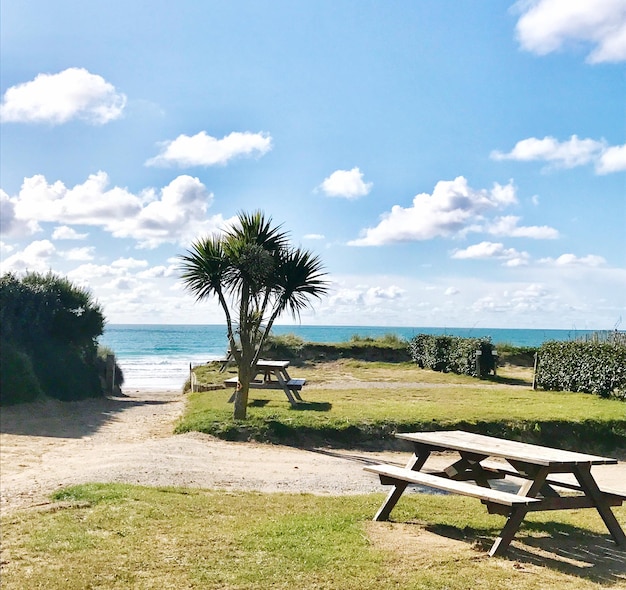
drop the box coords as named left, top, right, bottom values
left=408, top=334, right=496, bottom=377
left=536, top=340, right=626, bottom=400
left=0, top=342, right=43, bottom=405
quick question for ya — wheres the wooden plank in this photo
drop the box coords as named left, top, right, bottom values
left=480, top=460, right=626, bottom=499
left=364, top=464, right=540, bottom=506
left=224, top=377, right=306, bottom=390
left=256, top=360, right=290, bottom=369
left=397, top=430, right=617, bottom=466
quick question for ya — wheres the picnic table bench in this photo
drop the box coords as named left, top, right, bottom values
left=365, top=430, right=626, bottom=556
left=224, top=359, right=306, bottom=405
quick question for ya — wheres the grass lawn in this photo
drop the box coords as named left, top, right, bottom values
left=179, top=360, right=626, bottom=454
left=2, top=483, right=625, bottom=589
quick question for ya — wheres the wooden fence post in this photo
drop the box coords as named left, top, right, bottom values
left=532, top=352, right=539, bottom=390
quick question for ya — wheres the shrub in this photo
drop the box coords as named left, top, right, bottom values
left=0, top=271, right=109, bottom=404
left=536, top=340, right=626, bottom=400
left=409, top=334, right=496, bottom=377
left=0, top=342, right=43, bottom=405
left=262, top=333, right=306, bottom=359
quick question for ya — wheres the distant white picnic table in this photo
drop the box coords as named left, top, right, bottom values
left=224, top=359, right=306, bottom=405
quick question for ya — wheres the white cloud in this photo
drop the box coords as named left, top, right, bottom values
left=4, top=172, right=230, bottom=248
left=472, top=283, right=555, bottom=314
left=487, top=216, right=559, bottom=239
left=0, top=68, right=126, bottom=125
left=491, top=135, right=612, bottom=169
left=0, top=189, right=40, bottom=237
left=52, top=226, right=89, bottom=240
left=444, top=287, right=460, bottom=296
left=348, top=176, right=518, bottom=246
left=515, top=0, right=626, bottom=63
left=137, top=265, right=178, bottom=279
left=596, top=144, right=626, bottom=173
left=452, top=241, right=530, bottom=266
left=146, top=131, right=272, bottom=167
left=304, top=233, right=325, bottom=240
left=1, top=240, right=57, bottom=273
left=318, top=167, right=372, bottom=199
left=540, top=253, right=607, bottom=266
left=0, top=241, right=14, bottom=255
left=366, top=285, right=405, bottom=300
left=63, top=246, right=95, bottom=261
left=111, top=257, right=149, bottom=269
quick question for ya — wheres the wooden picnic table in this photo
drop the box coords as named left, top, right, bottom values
left=224, top=359, right=306, bottom=405
left=365, top=430, right=626, bottom=556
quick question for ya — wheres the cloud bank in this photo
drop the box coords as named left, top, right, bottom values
left=318, top=167, right=372, bottom=199
left=0, top=68, right=126, bottom=125
left=1, top=172, right=230, bottom=248
left=146, top=131, right=272, bottom=167
left=491, top=135, right=626, bottom=173
left=515, top=0, right=626, bottom=63
left=348, top=176, right=557, bottom=246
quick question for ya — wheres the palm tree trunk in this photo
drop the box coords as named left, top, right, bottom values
left=234, top=342, right=254, bottom=419
left=233, top=376, right=250, bottom=419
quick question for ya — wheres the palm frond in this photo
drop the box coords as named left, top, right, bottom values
left=179, top=236, right=229, bottom=301
left=275, top=247, right=329, bottom=320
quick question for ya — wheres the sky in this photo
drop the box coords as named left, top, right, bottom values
left=1, top=0, right=625, bottom=330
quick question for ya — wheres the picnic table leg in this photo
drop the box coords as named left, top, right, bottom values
left=489, top=465, right=549, bottom=556
left=373, top=446, right=431, bottom=521
left=573, top=465, right=626, bottom=547
left=275, top=371, right=297, bottom=405
left=282, top=368, right=303, bottom=401
left=489, top=506, right=528, bottom=556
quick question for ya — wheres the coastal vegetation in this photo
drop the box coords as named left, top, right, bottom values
left=2, top=483, right=623, bottom=589
left=408, top=333, right=497, bottom=377
left=179, top=211, right=328, bottom=420
left=181, top=358, right=626, bottom=456
left=0, top=272, right=121, bottom=405
left=536, top=339, right=626, bottom=400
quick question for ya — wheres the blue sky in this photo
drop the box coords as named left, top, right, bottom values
left=1, top=0, right=625, bottom=329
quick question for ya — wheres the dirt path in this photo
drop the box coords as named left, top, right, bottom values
left=2, top=388, right=625, bottom=516
left=0, top=389, right=414, bottom=514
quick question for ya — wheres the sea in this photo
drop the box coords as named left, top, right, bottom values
left=99, top=324, right=602, bottom=391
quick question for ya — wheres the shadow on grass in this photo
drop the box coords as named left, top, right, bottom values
left=424, top=519, right=626, bottom=584
left=248, top=399, right=271, bottom=407
left=488, top=375, right=534, bottom=387
left=291, top=401, right=332, bottom=412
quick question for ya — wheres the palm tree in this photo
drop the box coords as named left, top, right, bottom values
left=179, top=211, right=328, bottom=419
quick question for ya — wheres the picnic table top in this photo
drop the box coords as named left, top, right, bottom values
left=396, top=430, right=617, bottom=467
left=255, top=359, right=290, bottom=369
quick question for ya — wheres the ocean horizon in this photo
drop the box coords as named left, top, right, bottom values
left=99, top=324, right=605, bottom=391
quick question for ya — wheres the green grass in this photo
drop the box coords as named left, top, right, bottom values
left=179, top=360, right=626, bottom=454
left=2, top=484, right=625, bottom=589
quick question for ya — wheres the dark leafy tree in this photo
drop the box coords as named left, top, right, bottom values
left=0, top=272, right=107, bottom=403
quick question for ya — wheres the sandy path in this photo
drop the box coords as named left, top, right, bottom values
left=0, top=389, right=413, bottom=514
left=2, top=388, right=625, bottom=516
